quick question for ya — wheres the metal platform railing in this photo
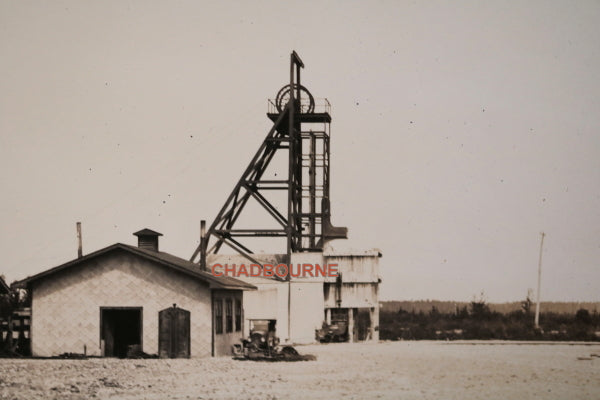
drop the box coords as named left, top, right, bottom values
left=267, top=98, right=331, bottom=114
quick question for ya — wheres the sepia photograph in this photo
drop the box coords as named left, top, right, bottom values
left=1, top=1, right=599, bottom=399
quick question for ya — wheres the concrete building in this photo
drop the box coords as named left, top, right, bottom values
left=208, top=247, right=381, bottom=344
left=15, top=229, right=254, bottom=358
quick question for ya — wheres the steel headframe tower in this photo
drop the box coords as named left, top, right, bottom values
left=191, top=51, right=347, bottom=270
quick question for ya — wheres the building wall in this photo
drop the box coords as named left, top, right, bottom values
left=241, top=280, right=323, bottom=344
left=215, top=250, right=381, bottom=344
left=323, top=253, right=381, bottom=341
left=30, top=250, right=212, bottom=357
left=240, top=278, right=287, bottom=338
left=289, top=281, right=325, bottom=344
left=212, top=289, right=244, bottom=357
left=243, top=285, right=278, bottom=321
left=322, top=253, right=380, bottom=284
left=323, top=283, right=379, bottom=308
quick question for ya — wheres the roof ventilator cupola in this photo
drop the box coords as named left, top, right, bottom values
left=133, top=228, right=163, bottom=252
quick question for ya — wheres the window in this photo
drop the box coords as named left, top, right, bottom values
left=235, top=299, right=242, bottom=331
left=215, top=300, right=223, bottom=334
left=225, top=299, right=233, bottom=333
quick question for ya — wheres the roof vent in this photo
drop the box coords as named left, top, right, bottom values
left=133, top=228, right=163, bottom=252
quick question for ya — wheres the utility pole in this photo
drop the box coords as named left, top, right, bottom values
left=534, top=232, right=545, bottom=328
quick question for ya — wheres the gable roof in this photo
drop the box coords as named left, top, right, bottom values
left=133, top=228, right=163, bottom=237
left=14, top=243, right=255, bottom=291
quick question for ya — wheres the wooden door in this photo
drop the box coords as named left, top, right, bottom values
left=159, top=306, right=190, bottom=358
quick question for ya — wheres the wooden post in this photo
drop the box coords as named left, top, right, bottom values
left=373, top=306, right=380, bottom=341
left=369, top=307, right=376, bottom=342
left=348, top=308, right=354, bottom=343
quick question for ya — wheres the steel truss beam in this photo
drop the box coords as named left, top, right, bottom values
left=191, top=51, right=346, bottom=269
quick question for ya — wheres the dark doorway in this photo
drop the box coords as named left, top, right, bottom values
left=100, top=307, right=142, bottom=358
left=158, top=306, right=190, bottom=358
left=356, top=309, right=371, bottom=341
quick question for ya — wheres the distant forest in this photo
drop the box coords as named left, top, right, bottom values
left=381, top=300, right=600, bottom=315
left=380, top=300, right=600, bottom=341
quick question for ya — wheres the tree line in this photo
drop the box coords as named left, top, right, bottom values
left=380, top=298, right=600, bottom=341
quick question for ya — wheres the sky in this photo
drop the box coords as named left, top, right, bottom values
left=1, top=1, right=599, bottom=302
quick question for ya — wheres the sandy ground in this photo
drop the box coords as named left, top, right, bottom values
left=1, top=341, right=599, bottom=400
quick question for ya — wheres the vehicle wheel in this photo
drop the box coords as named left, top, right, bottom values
left=281, top=346, right=299, bottom=356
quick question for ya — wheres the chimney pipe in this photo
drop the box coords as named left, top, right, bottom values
left=200, top=220, right=207, bottom=270
left=76, top=222, right=83, bottom=258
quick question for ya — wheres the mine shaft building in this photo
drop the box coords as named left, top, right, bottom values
left=190, top=52, right=382, bottom=344
left=15, top=229, right=255, bottom=358
left=15, top=51, right=380, bottom=357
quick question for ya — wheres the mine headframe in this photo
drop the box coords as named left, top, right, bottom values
left=191, top=51, right=347, bottom=269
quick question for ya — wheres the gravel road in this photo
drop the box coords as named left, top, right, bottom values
left=1, top=341, right=599, bottom=399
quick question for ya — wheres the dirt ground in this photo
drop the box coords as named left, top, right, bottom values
left=1, top=341, right=599, bottom=399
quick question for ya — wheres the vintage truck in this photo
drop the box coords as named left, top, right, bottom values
left=315, top=320, right=348, bottom=343
left=232, top=319, right=315, bottom=361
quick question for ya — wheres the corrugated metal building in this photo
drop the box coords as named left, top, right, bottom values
left=15, top=229, right=254, bottom=358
